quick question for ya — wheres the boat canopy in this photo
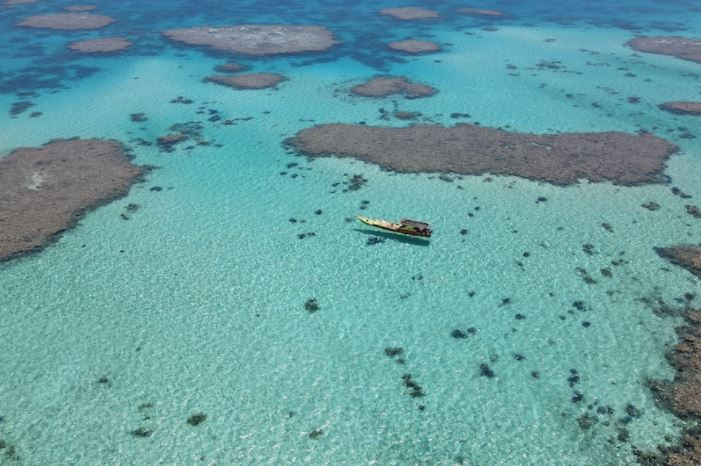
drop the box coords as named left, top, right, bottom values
left=400, top=219, right=431, bottom=228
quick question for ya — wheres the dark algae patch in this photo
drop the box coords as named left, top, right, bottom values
left=187, top=413, right=207, bottom=426
left=0, top=139, right=143, bottom=262
left=288, top=124, right=676, bottom=186
left=304, top=298, right=320, bottom=313
left=130, top=427, right=152, bottom=438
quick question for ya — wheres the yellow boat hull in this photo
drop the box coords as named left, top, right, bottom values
left=356, top=215, right=431, bottom=237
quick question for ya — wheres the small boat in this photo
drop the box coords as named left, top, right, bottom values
left=356, top=215, right=432, bottom=238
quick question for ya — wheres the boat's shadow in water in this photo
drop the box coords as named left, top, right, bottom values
left=354, top=228, right=431, bottom=247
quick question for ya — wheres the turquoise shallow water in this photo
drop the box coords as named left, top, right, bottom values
left=1, top=1, right=701, bottom=464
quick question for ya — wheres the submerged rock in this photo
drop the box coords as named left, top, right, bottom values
left=577, top=413, right=598, bottom=430
left=686, top=205, right=701, bottom=219
left=156, top=133, right=188, bottom=150
left=479, top=363, right=495, bottom=378
left=384, top=347, right=404, bottom=357
left=130, top=113, right=147, bottom=122
left=187, top=413, right=207, bottom=426
left=304, top=298, right=320, bottom=313
left=130, top=427, right=152, bottom=437
left=9, top=101, right=33, bottom=116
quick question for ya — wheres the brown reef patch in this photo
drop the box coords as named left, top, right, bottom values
left=659, top=101, right=701, bottom=116
left=379, top=7, right=439, bottom=20
left=387, top=39, right=441, bottom=54
left=646, top=246, right=701, bottom=465
left=0, top=139, right=143, bottom=262
left=626, top=36, right=701, bottom=65
left=656, top=246, right=701, bottom=280
left=162, top=25, right=338, bottom=56
left=457, top=7, right=507, bottom=17
left=65, top=4, right=95, bottom=12
left=351, top=76, right=437, bottom=98
left=4, top=0, right=38, bottom=5
left=68, top=37, right=131, bottom=53
left=205, top=73, right=286, bottom=90
left=648, top=310, right=701, bottom=466
left=18, top=12, right=115, bottom=30
left=288, top=123, right=677, bottom=186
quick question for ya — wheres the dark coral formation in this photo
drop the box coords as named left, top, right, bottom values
left=687, top=205, right=701, bottom=219
left=659, top=101, right=701, bottom=116
left=304, top=298, right=320, bottom=313
left=0, top=139, right=143, bottom=262
left=351, top=77, right=437, bottom=98
left=156, top=133, right=188, bottom=151
left=288, top=123, right=677, bottom=186
left=626, top=36, right=701, bottom=65
left=206, top=73, right=286, bottom=90
left=163, top=25, right=338, bottom=55
left=68, top=37, right=131, bottom=53
left=18, top=13, right=116, bottom=30
left=387, top=39, right=441, bottom=54
left=10, top=101, right=33, bottom=116
left=187, top=413, right=207, bottom=426
left=379, top=7, right=439, bottom=20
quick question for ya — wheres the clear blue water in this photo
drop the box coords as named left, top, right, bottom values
left=1, top=1, right=701, bottom=464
